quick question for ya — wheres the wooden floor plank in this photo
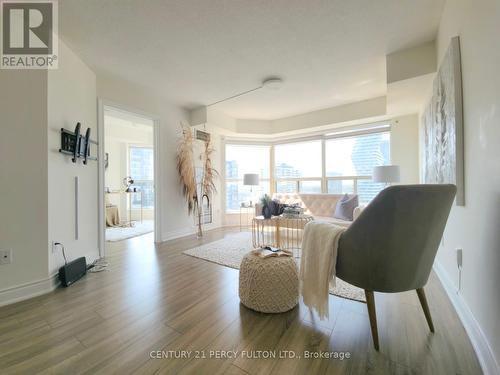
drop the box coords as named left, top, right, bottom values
left=0, top=228, right=482, bottom=375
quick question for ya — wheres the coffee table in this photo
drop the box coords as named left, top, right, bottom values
left=252, top=215, right=314, bottom=256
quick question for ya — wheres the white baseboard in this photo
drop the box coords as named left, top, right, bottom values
left=1, top=252, right=100, bottom=308
left=161, top=224, right=222, bottom=242
left=161, top=226, right=197, bottom=242
left=433, top=261, right=499, bottom=375
left=0, top=274, right=59, bottom=307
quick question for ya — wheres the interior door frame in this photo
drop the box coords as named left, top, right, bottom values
left=97, top=99, right=162, bottom=257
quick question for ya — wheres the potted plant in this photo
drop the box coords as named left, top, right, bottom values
left=260, top=194, right=273, bottom=219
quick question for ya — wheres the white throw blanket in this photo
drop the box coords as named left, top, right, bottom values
left=300, top=221, right=346, bottom=318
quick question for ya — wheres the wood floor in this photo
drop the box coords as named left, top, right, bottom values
left=0, top=228, right=482, bottom=374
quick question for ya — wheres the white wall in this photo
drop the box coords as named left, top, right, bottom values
left=0, top=41, right=99, bottom=304
left=0, top=70, right=49, bottom=294
left=386, top=41, right=437, bottom=84
left=104, top=136, right=124, bottom=191
left=194, top=97, right=388, bottom=136
left=97, top=76, right=222, bottom=240
left=47, top=41, right=99, bottom=276
left=424, top=0, right=500, bottom=371
left=391, top=114, right=420, bottom=184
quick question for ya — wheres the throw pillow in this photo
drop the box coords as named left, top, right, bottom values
left=271, top=199, right=286, bottom=216
left=333, top=194, right=359, bottom=221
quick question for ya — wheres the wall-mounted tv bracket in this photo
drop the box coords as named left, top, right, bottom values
left=72, top=122, right=81, bottom=162
left=83, top=127, right=91, bottom=164
left=59, top=122, right=98, bottom=164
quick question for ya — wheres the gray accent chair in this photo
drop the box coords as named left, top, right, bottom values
left=336, top=184, right=457, bottom=350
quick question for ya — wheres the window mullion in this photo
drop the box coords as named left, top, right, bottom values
left=321, top=138, right=326, bottom=193
left=270, top=145, right=275, bottom=195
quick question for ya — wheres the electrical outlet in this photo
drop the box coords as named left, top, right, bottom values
left=456, top=248, right=463, bottom=269
left=51, top=241, right=58, bottom=254
left=0, top=249, right=12, bottom=265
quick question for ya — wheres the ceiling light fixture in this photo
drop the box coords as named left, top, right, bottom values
left=262, top=77, right=284, bottom=90
left=206, top=77, right=283, bottom=107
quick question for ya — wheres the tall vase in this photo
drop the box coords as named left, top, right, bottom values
left=262, top=205, right=272, bottom=219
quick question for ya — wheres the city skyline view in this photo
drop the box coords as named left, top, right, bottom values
left=225, top=132, right=390, bottom=210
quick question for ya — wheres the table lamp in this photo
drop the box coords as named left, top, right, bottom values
left=243, top=173, right=260, bottom=206
left=372, top=165, right=400, bottom=186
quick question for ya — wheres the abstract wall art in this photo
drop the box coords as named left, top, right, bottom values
left=422, top=36, right=465, bottom=205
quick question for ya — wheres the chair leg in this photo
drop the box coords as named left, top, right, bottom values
left=416, top=288, right=435, bottom=332
left=364, top=290, right=379, bottom=351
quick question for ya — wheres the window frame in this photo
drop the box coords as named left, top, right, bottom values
left=223, top=143, right=272, bottom=213
left=274, top=139, right=323, bottom=194
left=128, top=144, right=154, bottom=209
left=324, top=130, right=390, bottom=200
left=223, top=125, right=391, bottom=213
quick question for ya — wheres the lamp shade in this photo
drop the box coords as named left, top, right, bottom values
left=243, top=173, right=260, bottom=186
left=372, top=165, right=400, bottom=183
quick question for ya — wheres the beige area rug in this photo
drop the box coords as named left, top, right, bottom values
left=106, top=220, right=154, bottom=242
left=183, top=232, right=366, bottom=303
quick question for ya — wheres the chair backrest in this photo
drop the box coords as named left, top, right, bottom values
left=336, top=184, right=456, bottom=293
left=272, top=193, right=349, bottom=217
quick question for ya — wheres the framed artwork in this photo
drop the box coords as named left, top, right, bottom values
left=422, top=36, right=465, bottom=205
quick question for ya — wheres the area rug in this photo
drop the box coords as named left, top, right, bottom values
left=183, top=232, right=366, bottom=303
left=106, top=220, right=154, bottom=242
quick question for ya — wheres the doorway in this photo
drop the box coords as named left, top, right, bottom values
left=97, top=103, right=160, bottom=255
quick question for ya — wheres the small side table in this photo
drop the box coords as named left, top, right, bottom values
left=239, top=204, right=255, bottom=230
left=252, top=215, right=314, bottom=256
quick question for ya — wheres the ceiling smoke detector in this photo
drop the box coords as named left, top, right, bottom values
left=262, top=77, right=284, bottom=90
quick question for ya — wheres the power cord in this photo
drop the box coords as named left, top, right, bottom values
left=87, top=257, right=109, bottom=273
left=53, top=242, right=109, bottom=272
left=53, top=242, right=68, bottom=265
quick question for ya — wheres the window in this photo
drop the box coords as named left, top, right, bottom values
left=299, top=180, right=321, bottom=193
left=129, top=146, right=154, bottom=209
left=325, top=132, right=390, bottom=202
left=225, top=144, right=270, bottom=212
left=224, top=126, right=391, bottom=212
left=327, top=179, right=354, bottom=194
left=274, top=140, right=322, bottom=193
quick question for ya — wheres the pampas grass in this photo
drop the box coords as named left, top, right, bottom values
left=201, top=137, right=218, bottom=198
left=176, top=124, right=219, bottom=235
left=177, top=123, right=197, bottom=215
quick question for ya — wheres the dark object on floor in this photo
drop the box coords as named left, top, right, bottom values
left=59, top=257, right=87, bottom=287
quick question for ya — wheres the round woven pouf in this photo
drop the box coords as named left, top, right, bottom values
left=239, top=252, right=299, bottom=313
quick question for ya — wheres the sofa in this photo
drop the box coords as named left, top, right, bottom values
left=255, top=193, right=363, bottom=227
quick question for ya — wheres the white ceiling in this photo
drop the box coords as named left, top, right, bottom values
left=59, top=0, right=444, bottom=120
left=104, top=109, right=153, bottom=144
